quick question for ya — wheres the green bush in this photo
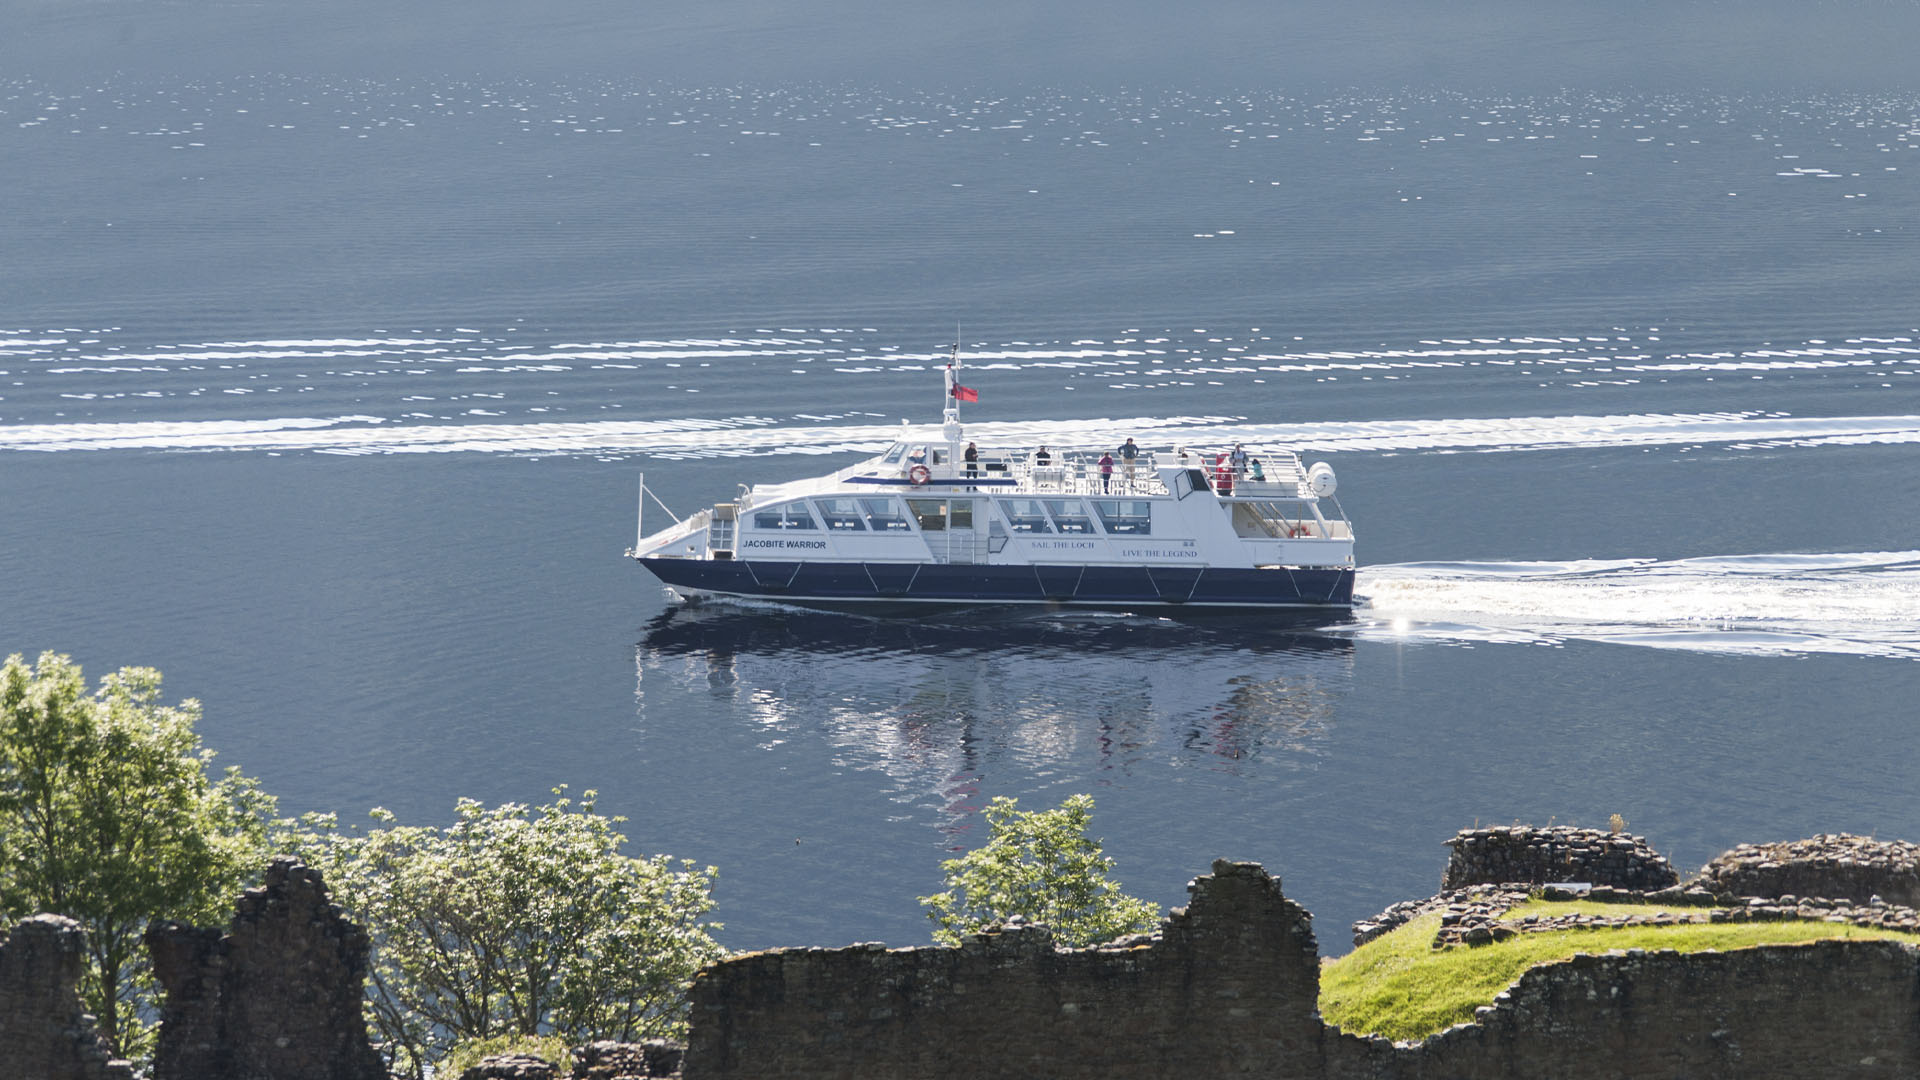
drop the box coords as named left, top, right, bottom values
left=920, top=793, right=1158, bottom=947
left=0, top=652, right=277, bottom=1061
left=293, top=789, right=724, bottom=1079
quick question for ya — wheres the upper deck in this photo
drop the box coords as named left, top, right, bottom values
left=749, top=440, right=1325, bottom=505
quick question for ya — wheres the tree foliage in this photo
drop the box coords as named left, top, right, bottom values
left=0, top=651, right=277, bottom=1058
left=293, top=790, right=725, bottom=1079
left=920, top=793, right=1159, bottom=947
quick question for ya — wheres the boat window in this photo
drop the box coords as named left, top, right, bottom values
left=813, top=497, right=867, bottom=531
left=906, top=498, right=948, bottom=532
left=948, top=499, right=974, bottom=529
left=1092, top=499, right=1152, bottom=535
left=859, top=497, right=912, bottom=531
left=882, top=442, right=908, bottom=464
left=998, top=498, right=1053, bottom=533
left=751, top=502, right=816, bottom=530
left=1044, top=499, right=1097, bottom=534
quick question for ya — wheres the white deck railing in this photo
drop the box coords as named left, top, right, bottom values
left=987, top=450, right=1312, bottom=500
left=632, top=508, right=710, bottom=555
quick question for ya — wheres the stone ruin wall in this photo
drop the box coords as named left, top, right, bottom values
left=0, top=914, right=133, bottom=1080
left=8, top=837, right=1920, bottom=1080
left=1699, top=834, right=1920, bottom=906
left=460, top=1040, right=684, bottom=1080
left=1442, top=824, right=1679, bottom=892
left=684, top=860, right=1325, bottom=1080
left=145, top=856, right=387, bottom=1080
left=688, top=855, right=1920, bottom=1080
left=1394, top=938, right=1920, bottom=1080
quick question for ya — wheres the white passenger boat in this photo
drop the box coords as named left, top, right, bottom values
left=626, top=352, right=1354, bottom=610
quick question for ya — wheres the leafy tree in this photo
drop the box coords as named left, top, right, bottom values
left=0, top=651, right=277, bottom=1059
left=920, top=793, right=1159, bottom=947
left=293, top=790, right=725, bottom=1079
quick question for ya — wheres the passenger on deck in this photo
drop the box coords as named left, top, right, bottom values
left=1119, top=437, right=1139, bottom=487
left=1098, top=451, right=1114, bottom=493
left=1035, top=446, right=1051, bottom=466
left=1249, top=457, right=1265, bottom=482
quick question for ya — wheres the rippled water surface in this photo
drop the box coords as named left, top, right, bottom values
left=4, top=59, right=1918, bottom=950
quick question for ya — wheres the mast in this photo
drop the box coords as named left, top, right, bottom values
left=943, top=338, right=960, bottom=421
left=942, top=335, right=963, bottom=461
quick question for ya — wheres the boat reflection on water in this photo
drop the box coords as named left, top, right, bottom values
left=635, top=603, right=1356, bottom=835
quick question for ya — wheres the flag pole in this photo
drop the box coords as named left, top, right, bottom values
left=942, top=328, right=963, bottom=460
left=944, top=328, right=961, bottom=421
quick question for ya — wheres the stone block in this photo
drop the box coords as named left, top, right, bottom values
left=0, top=915, right=134, bottom=1080
left=148, top=857, right=385, bottom=1080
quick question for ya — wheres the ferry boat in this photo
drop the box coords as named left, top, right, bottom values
left=625, top=353, right=1354, bottom=610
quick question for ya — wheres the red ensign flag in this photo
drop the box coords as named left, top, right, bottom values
left=951, top=385, right=978, bottom=402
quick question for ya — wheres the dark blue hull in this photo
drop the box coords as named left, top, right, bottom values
left=636, top=558, right=1354, bottom=610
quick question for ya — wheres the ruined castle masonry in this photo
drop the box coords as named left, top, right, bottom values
left=1398, top=940, right=1920, bottom=1080
left=146, top=856, right=386, bottom=1080
left=685, top=860, right=1327, bottom=1080
left=0, top=915, right=133, bottom=1080
left=1699, top=835, right=1920, bottom=907
left=10, top=839, right=1920, bottom=1080
left=1442, top=825, right=1679, bottom=892
left=686, top=859, right=1920, bottom=1080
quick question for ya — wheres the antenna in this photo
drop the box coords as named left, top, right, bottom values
left=943, top=325, right=961, bottom=420
left=942, top=325, right=964, bottom=446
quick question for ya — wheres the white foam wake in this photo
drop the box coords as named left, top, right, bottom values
left=2, top=411, right=1916, bottom=456
left=1352, top=552, right=1920, bottom=660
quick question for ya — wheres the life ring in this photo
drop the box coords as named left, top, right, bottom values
left=908, top=464, right=932, bottom=486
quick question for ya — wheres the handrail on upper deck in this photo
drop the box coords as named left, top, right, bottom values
left=1003, top=454, right=1170, bottom=497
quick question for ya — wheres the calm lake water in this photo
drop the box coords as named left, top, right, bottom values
left=4, top=1, right=1918, bottom=951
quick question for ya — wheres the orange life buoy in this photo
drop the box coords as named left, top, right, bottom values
left=908, top=464, right=932, bottom=486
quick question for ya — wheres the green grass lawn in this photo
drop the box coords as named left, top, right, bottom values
left=1319, top=899, right=1920, bottom=1043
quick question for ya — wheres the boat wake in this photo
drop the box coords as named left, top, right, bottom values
left=2, top=324, right=1918, bottom=457
left=3, top=410, right=1917, bottom=457
left=1351, top=551, right=1920, bottom=660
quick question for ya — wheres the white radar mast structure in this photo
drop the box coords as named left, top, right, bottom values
left=942, top=335, right=965, bottom=463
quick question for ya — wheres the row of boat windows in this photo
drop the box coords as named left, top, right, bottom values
left=751, top=497, right=1155, bottom=535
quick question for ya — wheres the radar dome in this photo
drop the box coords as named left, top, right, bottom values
left=1307, top=462, right=1337, bottom=497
